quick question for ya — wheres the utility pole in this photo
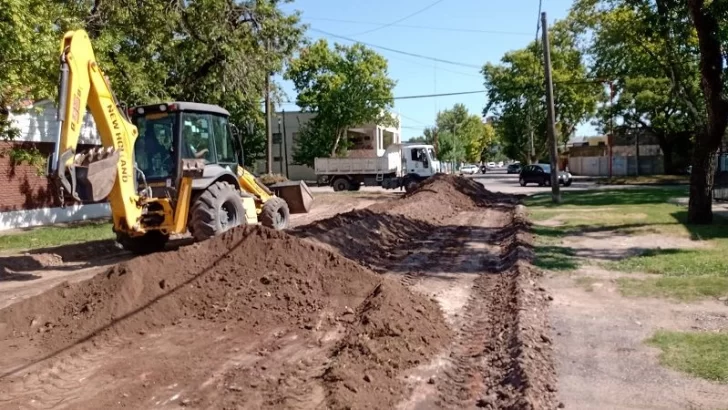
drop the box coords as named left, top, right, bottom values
left=282, top=109, right=289, bottom=179
left=541, top=12, right=560, bottom=204
left=264, top=40, right=273, bottom=175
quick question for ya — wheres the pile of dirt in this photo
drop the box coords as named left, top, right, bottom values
left=294, top=174, right=517, bottom=271
left=323, top=282, right=452, bottom=408
left=291, top=209, right=437, bottom=272
left=0, top=225, right=450, bottom=408
left=370, top=173, right=519, bottom=223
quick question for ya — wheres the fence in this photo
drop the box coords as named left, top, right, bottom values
left=568, top=155, right=664, bottom=176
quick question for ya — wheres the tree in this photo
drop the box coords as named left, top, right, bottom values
left=482, top=20, right=603, bottom=164
left=1, top=0, right=304, bottom=165
left=436, top=130, right=466, bottom=163
left=0, top=0, right=76, bottom=140
left=685, top=0, right=728, bottom=223
left=568, top=0, right=702, bottom=173
left=285, top=39, right=396, bottom=166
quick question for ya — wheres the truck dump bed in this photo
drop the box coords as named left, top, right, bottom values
left=314, top=152, right=401, bottom=175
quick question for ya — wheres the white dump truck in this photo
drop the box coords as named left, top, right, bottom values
left=314, top=143, right=441, bottom=193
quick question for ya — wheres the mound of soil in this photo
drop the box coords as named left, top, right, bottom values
left=0, top=225, right=451, bottom=409
left=291, top=209, right=437, bottom=272
left=323, top=282, right=451, bottom=408
left=369, top=174, right=517, bottom=223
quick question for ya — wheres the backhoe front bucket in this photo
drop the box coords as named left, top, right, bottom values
left=269, top=181, right=314, bottom=214
left=74, top=148, right=120, bottom=202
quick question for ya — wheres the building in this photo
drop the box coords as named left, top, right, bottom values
left=257, top=110, right=402, bottom=181
left=1, top=100, right=109, bottom=231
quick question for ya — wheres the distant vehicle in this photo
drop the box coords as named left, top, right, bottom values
left=480, top=164, right=487, bottom=174
left=519, top=164, right=572, bottom=187
left=487, top=162, right=496, bottom=168
left=460, top=164, right=478, bottom=175
left=507, top=163, right=522, bottom=174
left=497, top=161, right=504, bottom=167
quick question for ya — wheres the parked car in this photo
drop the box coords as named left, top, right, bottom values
left=460, top=164, right=479, bottom=175
left=487, top=161, right=496, bottom=168
left=506, top=163, right=522, bottom=174
left=497, top=161, right=504, bottom=167
left=519, top=164, right=572, bottom=187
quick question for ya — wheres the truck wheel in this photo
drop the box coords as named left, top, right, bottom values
left=189, top=181, right=247, bottom=242
left=404, top=178, right=419, bottom=193
left=332, top=178, right=350, bottom=192
left=261, top=197, right=290, bottom=230
left=116, top=230, right=169, bottom=255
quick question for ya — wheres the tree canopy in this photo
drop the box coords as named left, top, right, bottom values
left=285, top=39, right=396, bottom=166
left=0, top=0, right=304, bottom=164
left=414, top=104, right=496, bottom=164
left=482, top=20, right=603, bottom=164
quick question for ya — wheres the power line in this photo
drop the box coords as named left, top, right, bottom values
left=305, top=17, right=532, bottom=36
left=310, top=28, right=482, bottom=69
left=398, top=112, right=431, bottom=126
left=394, top=90, right=485, bottom=100
left=346, top=0, right=447, bottom=37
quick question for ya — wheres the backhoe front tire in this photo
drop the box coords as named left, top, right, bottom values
left=260, top=197, right=290, bottom=230
left=116, top=230, right=169, bottom=255
left=190, top=181, right=247, bottom=242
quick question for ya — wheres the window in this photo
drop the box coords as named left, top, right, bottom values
left=181, top=112, right=214, bottom=162
left=427, top=148, right=437, bottom=161
left=410, top=148, right=419, bottom=161
left=273, top=132, right=282, bottom=144
left=134, top=114, right=175, bottom=180
left=211, top=114, right=236, bottom=164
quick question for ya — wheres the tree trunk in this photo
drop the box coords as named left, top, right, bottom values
left=330, top=129, right=343, bottom=157
left=686, top=0, right=728, bottom=224
left=688, top=138, right=716, bottom=223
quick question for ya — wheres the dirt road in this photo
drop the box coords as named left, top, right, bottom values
left=0, top=175, right=557, bottom=409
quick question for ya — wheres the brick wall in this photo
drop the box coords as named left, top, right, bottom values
left=0, top=141, right=101, bottom=212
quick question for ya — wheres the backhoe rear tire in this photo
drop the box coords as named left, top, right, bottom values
left=189, top=181, right=247, bottom=242
left=116, top=230, right=169, bottom=255
left=260, top=197, right=290, bottom=230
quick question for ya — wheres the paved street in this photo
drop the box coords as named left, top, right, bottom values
left=307, top=168, right=600, bottom=195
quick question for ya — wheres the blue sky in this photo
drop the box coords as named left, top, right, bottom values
left=278, top=0, right=591, bottom=141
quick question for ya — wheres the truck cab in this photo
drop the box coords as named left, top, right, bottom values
left=399, top=144, right=440, bottom=178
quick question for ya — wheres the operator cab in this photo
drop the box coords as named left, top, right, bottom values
left=129, top=102, right=243, bottom=197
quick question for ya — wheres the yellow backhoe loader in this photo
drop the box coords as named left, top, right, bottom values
left=49, top=30, right=312, bottom=254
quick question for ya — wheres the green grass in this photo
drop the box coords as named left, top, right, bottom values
left=619, top=277, right=728, bottom=301
left=647, top=330, right=728, bottom=383
left=0, top=220, right=113, bottom=252
left=527, top=187, right=728, bottom=300
left=596, top=175, right=690, bottom=186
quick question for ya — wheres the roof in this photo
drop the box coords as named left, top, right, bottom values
left=134, top=101, right=230, bottom=116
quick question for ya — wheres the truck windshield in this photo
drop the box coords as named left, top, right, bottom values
left=428, top=148, right=437, bottom=161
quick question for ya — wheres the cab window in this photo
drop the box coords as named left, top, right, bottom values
left=211, top=114, right=236, bottom=164
left=133, top=114, right=174, bottom=180
left=181, top=113, right=214, bottom=162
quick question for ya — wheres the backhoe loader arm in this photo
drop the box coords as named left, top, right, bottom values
left=50, top=30, right=142, bottom=232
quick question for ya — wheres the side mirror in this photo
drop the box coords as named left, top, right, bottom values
left=230, top=124, right=242, bottom=141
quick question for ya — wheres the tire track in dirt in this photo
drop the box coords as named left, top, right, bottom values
left=395, top=205, right=559, bottom=410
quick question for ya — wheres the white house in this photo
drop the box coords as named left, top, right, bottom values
left=259, top=110, right=402, bottom=181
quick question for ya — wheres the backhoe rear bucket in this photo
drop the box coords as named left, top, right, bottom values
left=74, top=148, right=120, bottom=202
left=269, top=181, right=314, bottom=214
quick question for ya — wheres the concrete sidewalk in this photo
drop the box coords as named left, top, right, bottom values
left=669, top=197, right=728, bottom=219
